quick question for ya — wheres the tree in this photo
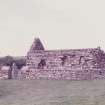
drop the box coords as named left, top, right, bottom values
left=14, top=59, right=26, bottom=69
left=3, top=56, right=14, bottom=79
left=0, top=56, right=26, bottom=79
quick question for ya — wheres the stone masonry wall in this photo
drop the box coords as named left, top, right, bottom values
left=27, top=48, right=101, bottom=70
left=24, top=47, right=105, bottom=80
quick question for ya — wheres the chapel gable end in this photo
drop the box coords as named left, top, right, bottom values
left=29, top=38, right=45, bottom=52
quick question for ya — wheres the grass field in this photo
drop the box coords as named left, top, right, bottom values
left=0, top=79, right=105, bottom=105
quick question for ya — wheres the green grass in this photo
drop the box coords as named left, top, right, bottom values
left=0, top=79, right=105, bottom=105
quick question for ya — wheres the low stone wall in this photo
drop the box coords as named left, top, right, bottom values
left=0, top=69, right=9, bottom=79
left=0, top=68, right=105, bottom=80
left=19, top=69, right=105, bottom=80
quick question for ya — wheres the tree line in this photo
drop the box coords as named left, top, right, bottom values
left=0, top=56, right=26, bottom=69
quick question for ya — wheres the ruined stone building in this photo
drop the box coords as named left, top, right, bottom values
left=24, top=38, right=105, bottom=80
left=1, top=38, right=105, bottom=80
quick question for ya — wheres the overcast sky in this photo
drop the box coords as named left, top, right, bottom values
left=0, top=0, right=105, bottom=56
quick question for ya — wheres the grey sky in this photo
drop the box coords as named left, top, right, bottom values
left=0, top=0, right=105, bottom=56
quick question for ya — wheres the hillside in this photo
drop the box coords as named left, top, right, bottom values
left=0, top=80, right=105, bottom=105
